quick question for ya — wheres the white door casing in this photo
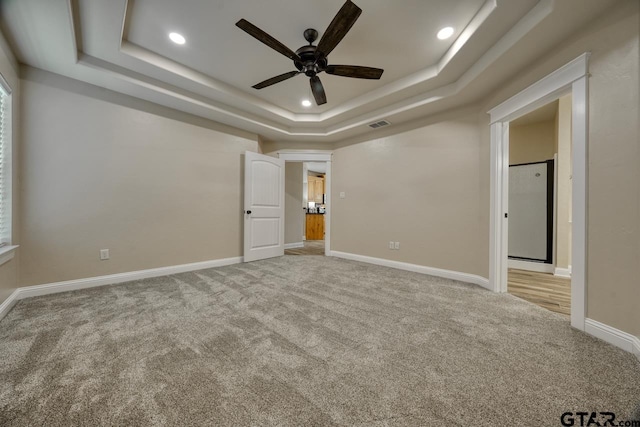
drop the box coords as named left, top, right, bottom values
left=277, top=151, right=332, bottom=256
left=243, top=152, right=285, bottom=262
left=488, top=53, right=589, bottom=331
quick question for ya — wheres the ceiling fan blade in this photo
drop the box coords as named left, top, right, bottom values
left=325, top=65, right=384, bottom=79
left=310, top=76, right=327, bottom=105
left=252, top=71, right=300, bottom=89
left=316, top=0, right=362, bottom=57
left=236, top=19, right=301, bottom=62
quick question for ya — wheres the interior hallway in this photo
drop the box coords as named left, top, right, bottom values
left=508, top=269, right=571, bottom=316
left=285, top=240, right=325, bottom=256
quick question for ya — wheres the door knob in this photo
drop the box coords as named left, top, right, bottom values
left=246, top=210, right=252, bottom=214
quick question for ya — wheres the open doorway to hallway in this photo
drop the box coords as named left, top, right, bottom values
left=283, top=159, right=329, bottom=256
left=490, top=53, right=588, bottom=330
left=506, top=95, right=572, bottom=317
left=285, top=240, right=325, bottom=256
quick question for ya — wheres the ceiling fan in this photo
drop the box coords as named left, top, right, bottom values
left=236, top=0, right=384, bottom=106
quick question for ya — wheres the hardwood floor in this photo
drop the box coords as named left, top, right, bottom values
left=508, top=269, right=571, bottom=316
left=285, top=240, right=325, bottom=256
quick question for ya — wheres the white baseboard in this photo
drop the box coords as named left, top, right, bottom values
left=0, top=289, right=19, bottom=321
left=554, top=266, right=572, bottom=278
left=329, top=251, right=491, bottom=290
left=508, top=259, right=555, bottom=274
left=0, top=256, right=243, bottom=321
left=284, top=242, right=304, bottom=249
left=585, top=318, right=640, bottom=359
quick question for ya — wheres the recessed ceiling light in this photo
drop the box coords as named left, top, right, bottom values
left=437, top=27, right=454, bottom=40
left=301, top=99, right=312, bottom=107
left=169, top=32, right=186, bottom=45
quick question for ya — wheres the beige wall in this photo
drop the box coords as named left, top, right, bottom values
left=284, top=162, right=303, bottom=244
left=483, top=1, right=639, bottom=336
left=331, top=1, right=639, bottom=337
left=585, top=2, right=639, bottom=337
left=0, top=30, right=19, bottom=300
left=331, top=111, right=485, bottom=277
left=555, top=94, right=572, bottom=269
left=18, top=68, right=259, bottom=287
left=509, top=120, right=556, bottom=165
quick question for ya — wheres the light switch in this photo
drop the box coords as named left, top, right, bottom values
left=340, top=192, right=346, bottom=199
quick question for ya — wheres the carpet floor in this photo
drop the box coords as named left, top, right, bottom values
left=0, top=256, right=638, bottom=426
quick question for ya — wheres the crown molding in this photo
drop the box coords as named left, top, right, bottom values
left=61, top=0, right=554, bottom=139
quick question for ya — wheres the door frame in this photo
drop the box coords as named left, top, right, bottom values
left=488, top=53, right=589, bottom=331
left=277, top=151, right=332, bottom=256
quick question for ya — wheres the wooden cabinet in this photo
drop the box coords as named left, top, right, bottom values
left=308, top=175, right=325, bottom=204
left=307, top=176, right=315, bottom=202
left=315, top=178, right=324, bottom=203
left=306, top=214, right=324, bottom=240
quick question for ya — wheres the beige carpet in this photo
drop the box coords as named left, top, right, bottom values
left=0, top=256, right=638, bottom=426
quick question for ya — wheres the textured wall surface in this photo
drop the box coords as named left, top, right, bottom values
left=509, top=120, right=556, bottom=165
left=331, top=112, right=485, bottom=277
left=584, top=3, right=639, bottom=336
left=18, top=70, right=258, bottom=287
left=284, top=162, right=303, bottom=244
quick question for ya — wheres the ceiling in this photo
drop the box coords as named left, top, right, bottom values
left=0, top=0, right=616, bottom=144
left=511, top=100, right=559, bottom=127
left=306, top=162, right=327, bottom=174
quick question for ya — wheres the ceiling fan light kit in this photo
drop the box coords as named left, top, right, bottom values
left=168, top=32, right=186, bottom=45
left=437, top=26, right=455, bottom=40
left=236, top=0, right=384, bottom=106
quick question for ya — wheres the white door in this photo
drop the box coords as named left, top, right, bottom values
left=244, top=151, right=285, bottom=262
left=508, top=162, right=550, bottom=261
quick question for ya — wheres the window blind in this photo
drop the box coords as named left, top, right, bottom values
left=0, top=84, right=7, bottom=247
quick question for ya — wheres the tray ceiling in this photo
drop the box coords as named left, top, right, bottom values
left=0, top=0, right=617, bottom=143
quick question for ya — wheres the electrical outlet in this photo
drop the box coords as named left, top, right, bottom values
left=394, top=242, right=400, bottom=250
left=100, top=249, right=110, bottom=260
left=389, top=241, right=394, bottom=250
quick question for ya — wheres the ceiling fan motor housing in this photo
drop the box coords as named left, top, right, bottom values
left=294, top=44, right=328, bottom=76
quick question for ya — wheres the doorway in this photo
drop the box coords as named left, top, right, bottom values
left=283, top=161, right=327, bottom=256
left=489, top=53, right=589, bottom=331
left=506, top=98, right=572, bottom=317
left=278, top=152, right=332, bottom=256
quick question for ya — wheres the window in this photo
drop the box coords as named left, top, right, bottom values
left=0, top=74, right=11, bottom=248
